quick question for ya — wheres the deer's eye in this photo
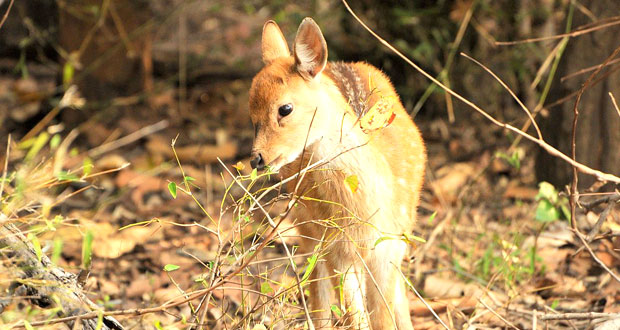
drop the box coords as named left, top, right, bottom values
left=278, top=104, right=293, bottom=117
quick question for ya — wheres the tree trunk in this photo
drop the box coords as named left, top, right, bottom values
left=536, top=0, right=620, bottom=189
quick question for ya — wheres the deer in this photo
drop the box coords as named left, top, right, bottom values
left=248, top=17, right=426, bottom=329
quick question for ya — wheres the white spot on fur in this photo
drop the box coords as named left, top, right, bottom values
left=400, top=205, right=407, bottom=215
left=398, top=178, right=406, bottom=186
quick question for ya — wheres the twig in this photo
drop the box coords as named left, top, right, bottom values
left=0, top=0, right=14, bottom=30
left=610, top=92, right=620, bottom=118
left=538, top=312, right=620, bottom=321
left=88, top=119, right=169, bottom=157
left=586, top=201, right=616, bottom=241
left=461, top=53, right=543, bottom=140
left=0, top=135, right=10, bottom=201
left=542, top=305, right=580, bottom=330
left=217, top=159, right=315, bottom=330
left=573, top=229, right=620, bottom=283
left=495, top=15, right=620, bottom=45
left=580, top=192, right=620, bottom=209
left=511, top=307, right=620, bottom=322
left=353, top=251, right=396, bottom=329
left=398, top=268, right=450, bottom=330
left=476, top=298, right=519, bottom=330
left=569, top=44, right=620, bottom=233
left=340, top=0, right=620, bottom=184
left=561, top=58, right=620, bottom=82
left=411, top=0, right=475, bottom=120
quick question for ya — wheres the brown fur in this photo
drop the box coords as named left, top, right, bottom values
left=249, top=18, right=426, bottom=329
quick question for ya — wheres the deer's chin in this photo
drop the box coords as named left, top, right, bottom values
left=268, top=150, right=304, bottom=173
left=266, top=154, right=286, bottom=172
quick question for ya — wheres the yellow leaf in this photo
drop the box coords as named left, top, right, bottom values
left=344, top=175, right=359, bottom=193
left=360, top=95, right=397, bottom=134
left=233, top=161, right=245, bottom=171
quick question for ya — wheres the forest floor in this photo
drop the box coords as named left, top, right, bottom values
left=1, top=72, right=619, bottom=330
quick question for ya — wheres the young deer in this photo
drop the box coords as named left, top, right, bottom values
left=249, top=18, right=426, bottom=329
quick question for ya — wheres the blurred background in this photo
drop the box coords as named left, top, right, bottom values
left=1, top=0, right=620, bottom=328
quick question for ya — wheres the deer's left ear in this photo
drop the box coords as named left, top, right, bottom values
left=294, top=18, right=327, bottom=80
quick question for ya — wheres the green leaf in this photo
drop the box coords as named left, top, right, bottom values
left=536, top=182, right=557, bottom=203
left=250, top=168, right=258, bottom=181
left=301, top=252, right=319, bottom=285
left=44, top=218, right=56, bottom=231
left=82, top=230, right=94, bottom=269
left=550, top=299, right=559, bottom=310
left=83, top=157, right=93, bottom=177
left=50, top=134, right=61, bottom=149
left=427, top=211, right=437, bottom=225
left=330, top=304, right=342, bottom=317
left=52, top=238, right=63, bottom=264
left=184, top=176, right=195, bottom=182
left=164, top=264, right=180, bottom=272
left=24, top=321, right=34, bottom=330
left=96, top=311, right=104, bottom=330
left=260, top=281, right=273, bottom=294
left=535, top=199, right=560, bottom=223
left=374, top=235, right=396, bottom=247
left=402, top=232, right=426, bottom=245
left=28, top=233, right=42, bottom=263
left=63, top=61, right=75, bottom=86
left=496, top=150, right=521, bottom=170
left=168, top=182, right=177, bottom=199
left=154, top=320, right=164, bottom=330
left=57, top=171, right=80, bottom=181
left=344, top=175, right=359, bottom=193
left=25, top=132, right=50, bottom=162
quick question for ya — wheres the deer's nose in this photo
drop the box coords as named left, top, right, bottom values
left=250, top=152, right=265, bottom=171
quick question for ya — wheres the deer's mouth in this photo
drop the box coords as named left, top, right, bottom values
left=267, top=154, right=284, bottom=172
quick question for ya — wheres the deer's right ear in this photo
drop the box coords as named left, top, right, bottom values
left=262, top=21, right=290, bottom=65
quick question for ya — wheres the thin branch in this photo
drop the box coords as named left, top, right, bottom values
left=539, top=312, right=620, bottom=321
left=477, top=298, right=520, bottom=330
left=88, top=119, right=169, bottom=157
left=0, top=0, right=14, bottom=31
left=561, top=58, right=620, bottom=82
left=0, top=135, right=10, bottom=201
left=495, top=15, right=620, bottom=45
left=461, top=53, right=543, bottom=140
left=610, top=92, right=620, bottom=119
left=397, top=267, right=450, bottom=330
left=573, top=229, right=620, bottom=283
left=569, top=45, right=620, bottom=231
left=353, top=251, right=396, bottom=329
left=217, top=159, right=315, bottom=330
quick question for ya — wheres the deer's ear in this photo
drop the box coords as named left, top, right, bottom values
left=294, top=18, right=327, bottom=80
left=262, top=21, right=290, bottom=65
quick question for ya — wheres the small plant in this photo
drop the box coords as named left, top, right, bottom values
left=535, top=181, right=570, bottom=223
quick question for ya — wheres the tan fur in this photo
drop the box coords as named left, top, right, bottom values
left=249, top=18, right=426, bottom=330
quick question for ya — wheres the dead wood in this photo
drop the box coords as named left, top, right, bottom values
left=0, top=213, right=123, bottom=330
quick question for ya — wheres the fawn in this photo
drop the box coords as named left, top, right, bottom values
left=249, top=18, right=426, bottom=329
